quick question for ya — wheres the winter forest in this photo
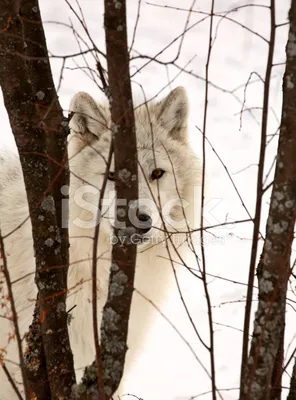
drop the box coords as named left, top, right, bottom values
left=0, top=1, right=295, bottom=400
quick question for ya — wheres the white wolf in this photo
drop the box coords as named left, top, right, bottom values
left=0, top=87, right=201, bottom=399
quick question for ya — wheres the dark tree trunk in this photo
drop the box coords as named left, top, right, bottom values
left=0, top=1, right=75, bottom=398
left=101, top=0, right=138, bottom=395
left=241, top=1, right=296, bottom=399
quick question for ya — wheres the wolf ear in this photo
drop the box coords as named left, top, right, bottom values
left=157, top=87, right=189, bottom=142
left=69, top=92, right=108, bottom=138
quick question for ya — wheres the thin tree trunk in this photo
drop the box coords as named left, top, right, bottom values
left=101, top=0, right=138, bottom=397
left=72, top=0, right=138, bottom=398
left=241, top=1, right=296, bottom=399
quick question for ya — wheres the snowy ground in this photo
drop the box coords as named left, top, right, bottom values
left=0, top=0, right=293, bottom=399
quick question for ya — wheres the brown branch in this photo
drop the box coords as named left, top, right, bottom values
left=240, top=1, right=296, bottom=398
left=146, top=2, right=269, bottom=43
left=0, top=233, right=28, bottom=400
left=129, top=0, right=142, bottom=54
left=135, top=289, right=212, bottom=380
left=200, top=1, right=217, bottom=399
left=288, top=357, right=296, bottom=400
left=91, top=143, right=114, bottom=400
left=203, top=133, right=254, bottom=224
left=239, top=0, right=276, bottom=395
left=1, top=364, right=23, bottom=400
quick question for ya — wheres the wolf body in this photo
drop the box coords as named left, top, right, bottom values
left=0, top=87, right=200, bottom=399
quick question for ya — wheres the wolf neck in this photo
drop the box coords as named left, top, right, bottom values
left=67, top=173, right=195, bottom=376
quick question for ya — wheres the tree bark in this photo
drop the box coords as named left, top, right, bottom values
left=101, top=0, right=138, bottom=397
left=73, top=1, right=138, bottom=398
left=241, top=1, right=296, bottom=399
left=0, top=1, right=75, bottom=398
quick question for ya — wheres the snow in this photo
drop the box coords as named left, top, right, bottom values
left=0, top=0, right=293, bottom=399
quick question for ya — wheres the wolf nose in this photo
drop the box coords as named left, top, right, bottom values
left=137, top=213, right=152, bottom=234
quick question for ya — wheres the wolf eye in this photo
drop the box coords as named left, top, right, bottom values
left=151, top=168, right=165, bottom=180
left=108, top=171, right=115, bottom=181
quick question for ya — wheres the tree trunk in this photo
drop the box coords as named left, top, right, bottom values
left=0, top=1, right=75, bottom=398
left=241, top=1, right=296, bottom=399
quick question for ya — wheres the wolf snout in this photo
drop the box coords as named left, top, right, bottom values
left=136, top=212, right=152, bottom=234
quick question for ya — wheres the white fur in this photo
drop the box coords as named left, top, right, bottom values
left=0, top=87, right=201, bottom=399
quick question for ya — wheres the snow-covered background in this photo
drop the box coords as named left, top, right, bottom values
left=0, top=0, right=293, bottom=399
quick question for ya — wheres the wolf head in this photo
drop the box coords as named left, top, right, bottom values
left=68, top=87, right=200, bottom=247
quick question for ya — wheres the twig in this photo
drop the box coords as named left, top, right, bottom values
left=200, top=1, right=217, bottom=399
left=0, top=233, right=28, bottom=399
left=1, top=364, right=23, bottom=400
left=92, top=143, right=114, bottom=400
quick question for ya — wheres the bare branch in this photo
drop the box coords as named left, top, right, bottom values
left=288, top=357, right=296, bottom=400
left=91, top=143, right=114, bottom=400
left=199, top=1, right=217, bottom=399
left=0, top=233, right=27, bottom=400
left=1, top=364, right=23, bottom=400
